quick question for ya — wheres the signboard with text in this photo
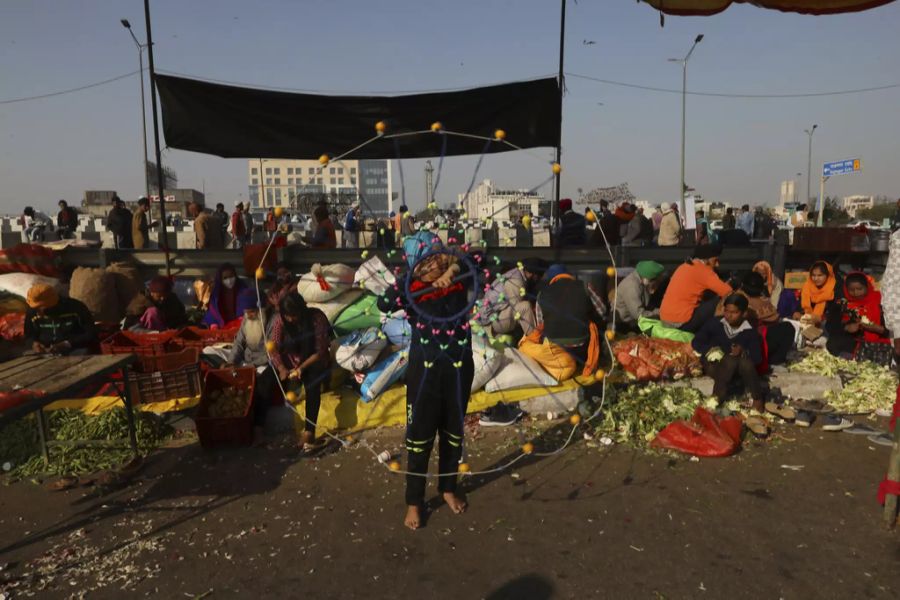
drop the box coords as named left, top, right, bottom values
left=822, top=159, right=861, bottom=177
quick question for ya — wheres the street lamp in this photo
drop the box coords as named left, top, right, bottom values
left=121, top=18, right=151, bottom=200
left=804, top=124, right=818, bottom=205
left=669, top=34, right=704, bottom=218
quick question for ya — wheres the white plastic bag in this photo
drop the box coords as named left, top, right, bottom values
left=354, top=256, right=396, bottom=296
left=296, top=263, right=355, bottom=303
left=335, top=327, right=388, bottom=372
left=484, top=347, right=558, bottom=393
left=0, top=272, right=62, bottom=299
left=471, top=335, right=503, bottom=392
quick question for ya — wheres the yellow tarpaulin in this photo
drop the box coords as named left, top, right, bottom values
left=46, top=395, right=201, bottom=415
left=290, top=376, right=593, bottom=435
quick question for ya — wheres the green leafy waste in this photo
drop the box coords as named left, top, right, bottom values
left=787, top=351, right=897, bottom=413
left=594, top=383, right=717, bottom=447
left=0, top=408, right=173, bottom=482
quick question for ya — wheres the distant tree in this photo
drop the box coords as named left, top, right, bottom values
left=856, top=203, right=895, bottom=223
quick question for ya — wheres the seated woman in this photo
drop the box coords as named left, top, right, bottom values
left=203, top=263, right=248, bottom=328
left=266, top=262, right=296, bottom=307
left=825, top=272, right=891, bottom=363
left=269, top=291, right=332, bottom=452
left=692, top=294, right=765, bottom=411
left=751, top=261, right=786, bottom=311
left=136, top=276, right=187, bottom=331
left=794, top=261, right=837, bottom=326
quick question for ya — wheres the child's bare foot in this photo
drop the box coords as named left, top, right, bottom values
left=404, top=505, right=422, bottom=530
left=442, top=492, right=468, bottom=514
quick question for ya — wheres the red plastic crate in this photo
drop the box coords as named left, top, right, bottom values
left=195, top=367, right=256, bottom=448
left=100, top=330, right=180, bottom=356
left=126, top=348, right=202, bottom=405
left=173, top=326, right=237, bottom=351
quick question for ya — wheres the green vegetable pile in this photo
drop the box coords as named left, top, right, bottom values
left=594, top=383, right=717, bottom=447
left=0, top=408, right=173, bottom=482
left=788, top=351, right=897, bottom=413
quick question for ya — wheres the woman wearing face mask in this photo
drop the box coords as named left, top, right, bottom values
left=203, top=263, right=248, bottom=328
left=266, top=262, right=297, bottom=307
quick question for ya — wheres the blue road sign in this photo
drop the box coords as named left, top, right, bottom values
left=823, top=159, right=861, bottom=177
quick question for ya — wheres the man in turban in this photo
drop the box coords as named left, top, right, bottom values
left=25, top=283, right=97, bottom=355
left=615, top=261, right=666, bottom=330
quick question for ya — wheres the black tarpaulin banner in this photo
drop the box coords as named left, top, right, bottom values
left=155, top=74, right=561, bottom=160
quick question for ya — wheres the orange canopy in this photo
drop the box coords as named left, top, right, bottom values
left=640, top=0, right=895, bottom=16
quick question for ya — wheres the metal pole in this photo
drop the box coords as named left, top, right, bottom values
left=553, top=0, right=566, bottom=230
left=680, top=60, right=687, bottom=217
left=143, top=0, right=170, bottom=277
left=137, top=48, right=150, bottom=199
left=259, top=158, right=265, bottom=209
left=807, top=134, right=813, bottom=205
left=817, top=175, right=826, bottom=227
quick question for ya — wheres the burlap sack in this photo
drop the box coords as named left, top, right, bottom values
left=70, top=267, right=119, bottom=323
left=106, top=262, right=143, bottom=319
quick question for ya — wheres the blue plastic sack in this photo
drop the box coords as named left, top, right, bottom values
left=360, top=351, right=409, bottom=402
left=381, top=316, right=412, bottom=346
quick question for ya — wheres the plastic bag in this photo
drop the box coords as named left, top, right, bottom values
left=360, top=351, right=408, bottom=402
left=354, top=256, right=396, bottom=296
left=296, top=263, right=355, bottom=303
left=471, top=334, right=503, bottom=392
left=518, top=330, right=577, bottom=381
left=484, top=347, right=559, bottom=393
left=382, top=316, right=412, bottom=346
left=335, top=327, right=388, bottom=372
left=333, top=293, right=383, bottom=335
left=651, top=407, right=743, bottom=457
left=638, top=316, right=694, bottom=343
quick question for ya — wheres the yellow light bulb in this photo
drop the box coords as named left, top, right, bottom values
left=494, top=129, right=506, bottom=140
left=570, top=414, right=581, bottom=425
left=606, top=266, right=616, bottom=277
left=255, top=267, right=265, bottom=280
left=274, top=207, right=284, bottom=218
left=375, top=121, right=387, bottom=134
left=605, top=330, right=615, bottom=341
left=285, top=391, right=297, bottom=403
left=265, top=340, right=276, bottom=353
left=318, top=154, right=329, bottom=165
left=388, top=461, right=401, bottom=472
left=431, top=121, right=443, bottom=132
left=522, top=442, right=535, bottom=455
left=551, top=163, right=562, bottom=175
left=594, top=369, right=606, bottom=380
left=458, top=463, right=471, bottom=474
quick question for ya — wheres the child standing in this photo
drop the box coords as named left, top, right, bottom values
left=378, top=232, right=474, bottom=530
left=692, top=294, right=765, bottom=411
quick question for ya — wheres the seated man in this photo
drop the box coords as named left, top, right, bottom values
left=25, top=283, right=97, bottom=355
left=615, top=261, right=665, bottom=331
left=475, top=257, right=547, bottom=337
left=659, top=244, right=733, bottom=332
left=536, top=265, right=606, bottom=376
left=135, top=276, right=187, bottom=331
left=228, top=301, right=276, bottom=445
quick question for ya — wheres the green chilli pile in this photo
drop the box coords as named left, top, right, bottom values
left=788, top=351, right=897, bottom=413
left=594, top=383, right=716, bottom=447
left=0, top=408, right=173, bottom=482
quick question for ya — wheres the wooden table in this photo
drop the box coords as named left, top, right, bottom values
left=0, top=354, right=138, bottom=463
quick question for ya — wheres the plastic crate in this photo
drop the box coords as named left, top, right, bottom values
left=195, top=367, right=256, bottom=448
left=173, top=326, right=237, bottom=351
left=101, top=330, right=180, bottom=356
left=126, top=348, right=202, bottom=404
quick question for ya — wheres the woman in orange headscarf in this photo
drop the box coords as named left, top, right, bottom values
left=752, top=261, right=784, bottom=309
left=795, top=261, right=836, bottom=324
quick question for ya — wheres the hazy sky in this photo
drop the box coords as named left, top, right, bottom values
left=1, top=0, right=898, bottom=217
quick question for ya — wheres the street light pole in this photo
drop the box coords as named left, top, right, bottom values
left=669, top=34, right=703, bottom=218
left=804, top=124, right=818, bottom=205
left=121, top=19, right=150, bottom=200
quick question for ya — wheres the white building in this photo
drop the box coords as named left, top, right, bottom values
left=458, top=179, right=548, bottom=222
left=780, top=180, right=798, bottom=207
left=247, top=158, right=392, bottom=215
left=842, top=195, right=874, bottom=217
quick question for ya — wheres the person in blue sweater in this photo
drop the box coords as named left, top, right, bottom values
left=691, top=293, right=765, bottom=411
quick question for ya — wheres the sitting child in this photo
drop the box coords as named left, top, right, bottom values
left=692, top=294, right=765, bottom=411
